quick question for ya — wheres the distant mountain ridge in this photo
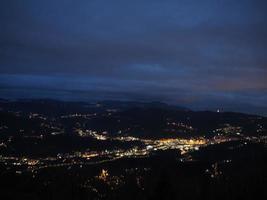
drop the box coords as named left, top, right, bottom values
left=0, top=98, right=189, bottom=115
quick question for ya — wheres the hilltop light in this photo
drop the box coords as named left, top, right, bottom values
left=98, top=169, right=109, bottom=181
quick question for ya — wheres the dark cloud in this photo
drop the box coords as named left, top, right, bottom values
left=0, top=0, right=267, bottom=115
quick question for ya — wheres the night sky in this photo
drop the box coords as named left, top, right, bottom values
left=0, top=0, right=267, bottom=115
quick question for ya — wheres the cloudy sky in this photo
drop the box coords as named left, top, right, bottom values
left=0, top=0, right=267, bottom=115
